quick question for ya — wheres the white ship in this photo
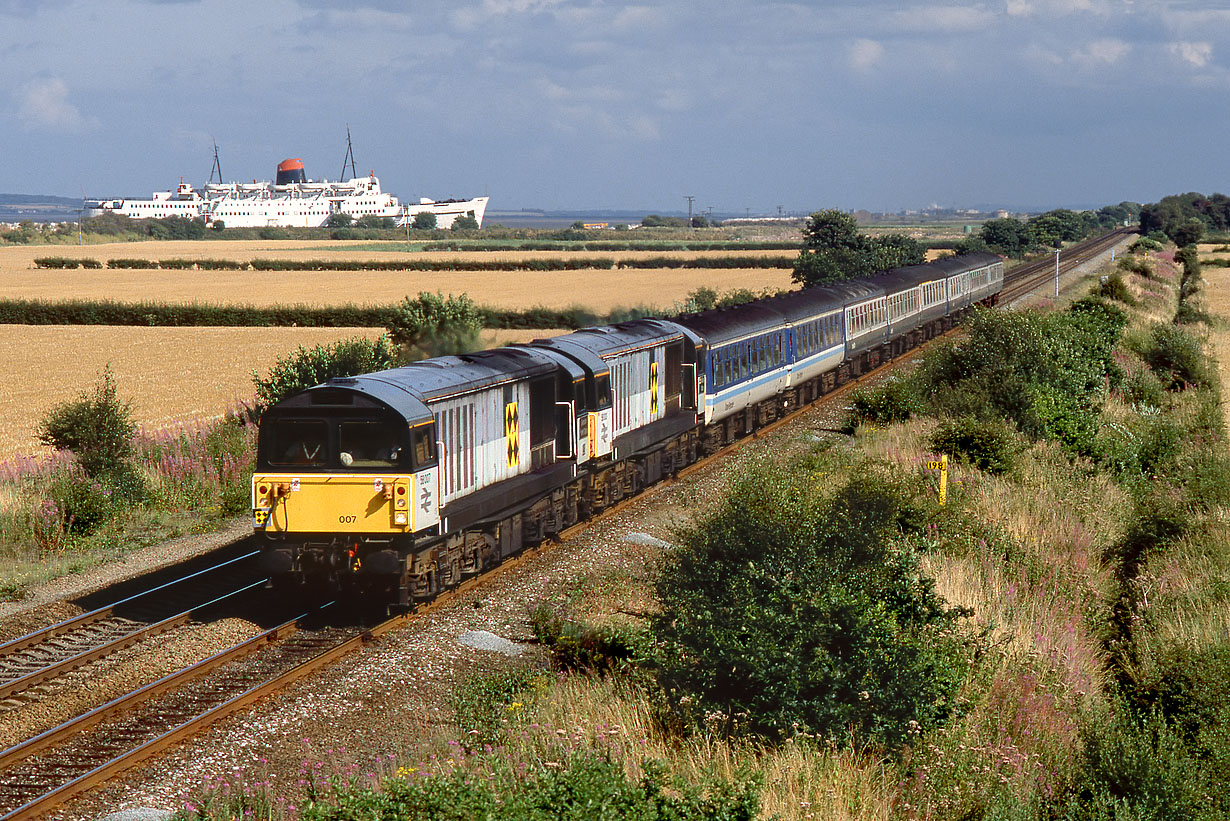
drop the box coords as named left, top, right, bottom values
left=86, top=152, right=488, bottom=230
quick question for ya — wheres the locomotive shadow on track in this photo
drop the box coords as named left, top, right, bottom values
left=65, top=536, right=366, bottom=630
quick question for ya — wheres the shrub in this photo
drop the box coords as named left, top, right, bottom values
left=1098, top=272, right=1136, bottom=305
left=451, top=669, right=539, bottom=747
left=1064, top=708, right=1219, bottom=820
left=411, top=212, right=437, bottom=230
left=844, top=376, right=921, bottom=431
left=252, top=335, right=397, bottom=413
left=387, top=292, right=482, bottom=360
left=288, top=754, right=761, bottom=821
left=38, top=367, right=138, bottom=482
left=930, top=417, right=1020, bottom=474
left=1117, top=255, right=1153, bottom=278
left=1129, top=236, right=1163, bottom=253
left=653, top=462, right=966, bottom=749
left=528, top=602, right=644, bottom=674
left=1143, top=322, right=1211, bottom=389
left=46, top=468, right=115, bottom=536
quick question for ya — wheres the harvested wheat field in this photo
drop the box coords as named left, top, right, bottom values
left=1197, top=265, right=1230, bottom=431
left=0, top=242, right=795, bottom=313
left=0, top=325, right=556, bottom=460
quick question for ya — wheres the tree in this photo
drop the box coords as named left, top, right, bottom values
left=326, top=213, right=353, bottom=228
left=979, top=217, right=1034, bottom=258
left=1172, top=218, right=1205, bottom=247
left=869, top=233, right=925, bottom=271
left=356, top=214, right=392, bottom=229
left=792, top=210, right=873, bottom=287
left=801, top=209, right=863, bottom=252
left=452, top=214, right=480, bottom=231
left=412, top=212, right=438, bottom=231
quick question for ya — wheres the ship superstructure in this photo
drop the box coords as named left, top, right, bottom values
left=86, top=156, right=488, bottom=229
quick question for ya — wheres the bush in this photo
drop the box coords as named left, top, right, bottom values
left=529, top=602, right=644, bottom=674
left=1143, top=322, right=1211, bottom=389
left=1064, top=708, right=1216, bottom=820
left=386, top=292, right=482, bottom=360
left=412, top=212, right=437, bottom=230
left=844, top=376, right=921, bottom=431
left=652, top=462, right=967, bottom=749
left=45, top=468, right=115, bottom=536
left=1117, top=255, right=1153, bottom=278
left=289, top=754, right=761, bottom=821
left=930, top=417, right=1020, bottom=474
left=252, top=335, right=397, bottom=413
left=38, top=367, right=138, bottom=481
left=451, top=669, right=539, bottom=747
left=1098, top=272, right=1136, bottom=305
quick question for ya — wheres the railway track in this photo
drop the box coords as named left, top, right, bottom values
left=0, top=227, right=1133, bottom=819
left=999, top=226, right=1133, bottom=303
left=0, top=552, right=267, bottom=708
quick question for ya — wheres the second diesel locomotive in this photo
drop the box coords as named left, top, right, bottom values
left=251, top=252, right=1004, bottom=608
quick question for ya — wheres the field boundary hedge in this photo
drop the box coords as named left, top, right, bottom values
left=33, top=256, right=794, bottom=272
left=0, top=298, right=604, bottom=330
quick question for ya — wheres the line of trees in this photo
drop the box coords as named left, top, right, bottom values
left=791, top=210, right=926, bottom=287
left=1139, top=192, right=1230, bottom=246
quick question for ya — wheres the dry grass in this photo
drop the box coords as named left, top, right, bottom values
left=0, top=325, right=554, bottom=460
left=0, top=241, right=794, bottom=312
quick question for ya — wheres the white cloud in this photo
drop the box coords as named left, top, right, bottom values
left=890, top=5, right=995, bottom=33
left=1170, top=40, right=1213, bottom=68
left=1005, top=0, right=1033, bottom=16
left=16, top=76, right=94, bottom=131
left=1075, top=38, right=1130, bottom=65
left=849, top=38, right=885, bottom=70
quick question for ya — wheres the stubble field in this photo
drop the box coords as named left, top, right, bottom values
left=0, top=325, right=555, bottom=461
left=0, top=241, right=795, bottom=312
left=0, top=238, right=795, bottom=459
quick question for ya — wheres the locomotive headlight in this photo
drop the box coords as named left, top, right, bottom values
left=394, top=511, right=408, bottom=525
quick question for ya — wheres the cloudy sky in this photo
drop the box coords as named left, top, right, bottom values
left=1, top=0, right=1226, bottom=214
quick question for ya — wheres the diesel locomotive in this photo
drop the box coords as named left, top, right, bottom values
left=251, top=252, right=1004, bottom=609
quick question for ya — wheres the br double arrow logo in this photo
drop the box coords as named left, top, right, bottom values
left=505, top=401, right=519, bottom=467
left=649, top=361, right=659, bottom=415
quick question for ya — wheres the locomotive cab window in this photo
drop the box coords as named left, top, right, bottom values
left=339, top=419, right=406, bottom=468
left=411, top=424, right=436, bottom=468
left=268, top=419, right=328, bottom=467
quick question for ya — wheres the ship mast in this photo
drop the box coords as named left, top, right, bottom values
left=208, top=140, right=222, bottom=185
left=340, top=126, right=358, bottom=182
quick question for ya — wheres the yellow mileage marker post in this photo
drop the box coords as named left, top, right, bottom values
left=925, top=454, right=948, bottom=506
